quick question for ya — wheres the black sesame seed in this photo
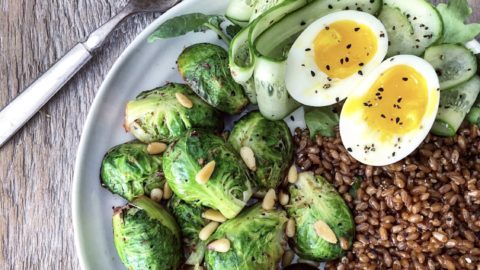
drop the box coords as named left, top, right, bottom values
left=305, top=48, right=311, bottom=51
left=300, top=21, right=306, bottom=26
left=381, top=114, right=386, bottom=118
left=358, top=70, right=363, bottom=75
left=345, top=57, right=350, bottom=62
left=335, top=97, right=340, bottom=102
left=328, top=4, right=333, bottom=9
left=397, top=97, right=402, bottom=103
left=392, top=152, right=396, bottom=157
left=327, top=77, right=332, bottom=81
left=354, top=27, right=360, bottom=32
left=378, top=87, right=384, bottom=92
left=380, top=33, right=385, bottom=38
left=311, top=70, right=316, bottom=77
left=340, top=58, right=344, bottom=64
left=402, top=77, right=408, bottom=81
left=326, top=65, right=330, bottom=71
left=347, top=147, right=353, bottom=152
left=359, top=62, right=364, bottom=66
left=325, top=26, right=330, bottom=30
left=396, top=117, right=400, bottom=123
left=392, top=26, right=396, bottom=31
left=324, top=84, right=332, bottom=89
left=347, top=44, right=352, bottom=49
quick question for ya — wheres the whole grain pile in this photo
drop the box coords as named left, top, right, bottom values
left=293, top=125, right=480, bottom=270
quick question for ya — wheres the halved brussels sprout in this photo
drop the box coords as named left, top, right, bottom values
left=205, top=204, right=288, bottom=270
left=125, top=83, right=223, bottom=143
left=167, top=195, right=208, bottom=265
left=163, top=130, right=254, bottom=219
left=113, top=196, right=181, bottom=270
left=101, top=141, right=163, bottom=201
left=228, top=111, right=293, bottom=189
left=178, top=43, right=249, bottom=114
left=286, top=172, right=354, bottom=261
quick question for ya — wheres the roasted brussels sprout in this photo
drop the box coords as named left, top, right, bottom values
left=168, top=195, right=208, bottom=265
left=125, top=83, right=223, bottom=143
left=228, top=111, right=293, bottom=189
left=101, top=141, right=164, bottom=201
left=205, top=204, right=288, bottom=270
left=113, top=196, right=181, bottom=270
left=163, top=130, right=254, bottom=219
left=286, top=172, right=354, bottom=261
left=178, top=43, right=249, bottom=114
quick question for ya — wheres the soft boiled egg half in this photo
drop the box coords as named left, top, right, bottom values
left=340, top=55, right=440, bottom=166
left=286, top=10, right=388, bottom=106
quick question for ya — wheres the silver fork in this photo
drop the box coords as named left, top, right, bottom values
left=0, top=0, right=181, bottom=147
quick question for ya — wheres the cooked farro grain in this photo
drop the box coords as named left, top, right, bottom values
left=293, top=125, right=480, bottom=270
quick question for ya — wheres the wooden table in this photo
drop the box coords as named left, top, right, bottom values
left=0, top=0, right=478, bottom=269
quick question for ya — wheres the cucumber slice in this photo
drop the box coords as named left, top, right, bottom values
left=249, top=0, right=287, bottom=22
left=466, top=95, right=480, bottom=125
left=424, top=44, right=477, bottom=91
left=255, top=0, right=382, bottom=60
left=378, top=6, right=416, bottom=57
left=229, top=27, right=255, bottom=84
left=226, top=0, right=257, bottom=26
left=254, top=57, right=300, bottom=120
left=382, top=0, right=443, bottom=56
left=432, top=75, right=480, bottom=137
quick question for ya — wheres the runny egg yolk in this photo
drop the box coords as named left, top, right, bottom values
left=343, top=65, right=428, bottom=140
left=314, top=20, right=378, bottom=79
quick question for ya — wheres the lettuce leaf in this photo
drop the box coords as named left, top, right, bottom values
left=437, top=0, right=480, bottom=44
left=304, top=106, right=339, bottom=138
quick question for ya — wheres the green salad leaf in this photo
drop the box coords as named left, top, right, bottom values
left=304, top=106, right=339, bottom=138
left=437, top=0, right=480, bottom=44
left=148, top=13, right=225, bottom=42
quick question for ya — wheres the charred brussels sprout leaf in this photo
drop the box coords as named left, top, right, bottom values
left=228, top=111, right=293, bottom=189
left=101, top=141, right=163, bottom=201
left=167, top=195, right=208, bottom=265
left=163, top=130, right=254, bottom=219
left=287, top=172, right=355, bottom=261
left=125, top=83, right=223, bottom=143
left=112, top=196, right=181, bottom=270
left=205, top=204, right=288, bottom=270
left=178, top=43, right=249, bottom=114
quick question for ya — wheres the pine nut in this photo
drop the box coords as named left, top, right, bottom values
left=288, top=165, right=298, bottom=183
left=240, top=146, right=256, bottom=171
left=340, top=237, right=350, bottom=250
left=279, top=191, right=289, bottom=206
left=286, top=218, right=296, bottom=238
left=282, top=250, right=294, bottom=267
left=150, top=188, right=163, bottom=202
left=208, top=238, right=230, bottom=253
left=314, top=220, right=338, bottom=244
left=147, top=142, right=167, bottom=155
left=175, top=92, right=193, bottom=108
left=199, top=222, right=219, bottom=241
left=163, top=182, right=173, bottom=200
left=262, top=189, right=277, bottom=210
left=202, top=209, right=227, bottom=222
left=196, top=160, right=215, bottom=184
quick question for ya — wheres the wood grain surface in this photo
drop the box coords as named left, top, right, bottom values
left=0, top=0, right=478, bottom=269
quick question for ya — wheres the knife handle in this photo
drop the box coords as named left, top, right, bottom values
left=0, top=43, right=92, bottom=147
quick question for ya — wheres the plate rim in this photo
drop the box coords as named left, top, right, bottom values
left=72, top=0, right=205, bottom=268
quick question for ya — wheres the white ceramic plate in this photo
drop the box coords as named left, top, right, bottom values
left=72, top=0, right=306, bottom=269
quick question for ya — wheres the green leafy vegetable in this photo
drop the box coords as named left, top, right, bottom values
left=178, top=43, right=250, bottom=114
left=112, top=196, right=181, bottom=270
left=436, top=0, right=480, bottom=44
left=101, top=141, right=164, bottom=201
left=148, top=13, right=225, bottom=42
left=204, top=204, right=288, bottom=270
left=349, top=177, right=363, bottom=199
left=305, top=106, right=339, bottom=138
left=125, top=83, right=223, bottom=143
left=286, top=172, right=355, bottom=261
left=467, top=94, right=480, bottom=125
left=162, top=130, right=254, bottom=219
left=167, top=196, right=208, bottom=265
left=228, top=111, right=293, bottom=189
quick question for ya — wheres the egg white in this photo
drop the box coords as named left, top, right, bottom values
left=285, top=10, right=389, bottom=107
left=339, top=55, right=440, bottom=166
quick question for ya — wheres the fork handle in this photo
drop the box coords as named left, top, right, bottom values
left=0, top=44, right=92, bottom=147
